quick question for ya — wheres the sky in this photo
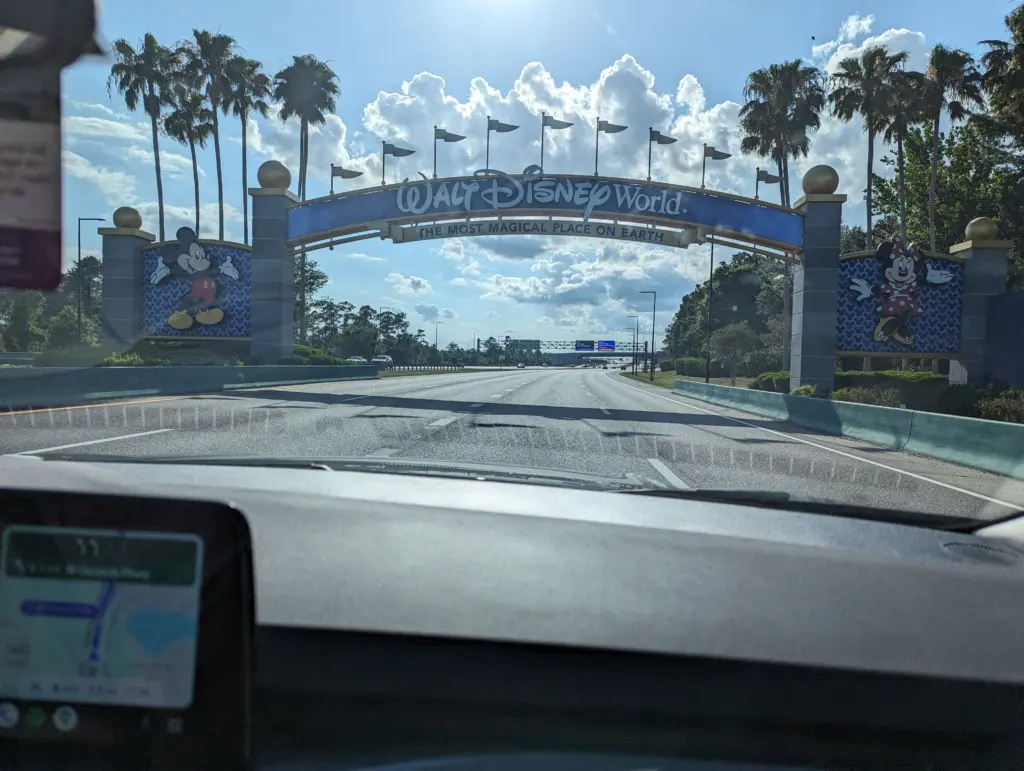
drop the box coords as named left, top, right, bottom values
left=60, top=0, right=1015, bottom=349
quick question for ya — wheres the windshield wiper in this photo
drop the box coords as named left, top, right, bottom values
left=622, top=487, right=985, bottom=531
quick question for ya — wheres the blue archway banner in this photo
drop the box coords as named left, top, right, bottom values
left=287, top=168, right=803, bottom=250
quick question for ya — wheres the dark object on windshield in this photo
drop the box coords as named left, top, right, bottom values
left=0, top=488, right=255, bottom=771
left=0, top=0, right=100, bottom=291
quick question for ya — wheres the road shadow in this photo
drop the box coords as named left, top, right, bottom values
left=234, top=387, right=795, bottom=431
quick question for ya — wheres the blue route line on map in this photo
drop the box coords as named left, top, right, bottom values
left=20, top=582, right=117, bottom=665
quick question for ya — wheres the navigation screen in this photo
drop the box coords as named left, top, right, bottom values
left=0, top=526, right=203, bottom=709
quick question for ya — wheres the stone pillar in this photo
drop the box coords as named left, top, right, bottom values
left=98, top=206, right=154, bottom=346
left=249, top=160, right=297, bottom=364
left=948, top=217, right=1010, bottom=385
left=789, top=166, right=847, bottom=393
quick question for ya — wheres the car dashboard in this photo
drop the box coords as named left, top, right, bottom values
left=0, top=454, right=1022, bottom=770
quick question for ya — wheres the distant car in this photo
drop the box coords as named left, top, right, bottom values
left=371, top=355, right=394, bottom=370
left=346, top=356, right=368, bottom=364
left=517, top=362, right=526, bottom=369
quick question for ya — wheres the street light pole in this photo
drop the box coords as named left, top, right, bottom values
left=435, top=320, right=443, bottom=349
left=706, top=237, right=715, bottom=384
left=640, top=290, right=656, bottom=381
left=77, top=217, right=104, bottom=342
left=627, top=315, right=639, bottom=376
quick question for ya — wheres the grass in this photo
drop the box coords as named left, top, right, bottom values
left=621, top=371, right=754, bottom=390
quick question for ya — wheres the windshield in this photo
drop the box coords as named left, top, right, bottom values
left=5, top=0, right=1024, bottom=523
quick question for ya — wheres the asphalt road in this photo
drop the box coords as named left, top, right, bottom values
left=1, top=367, right=1023, bottom=520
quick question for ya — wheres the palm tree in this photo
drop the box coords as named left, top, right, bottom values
left=739, top=59, right=825, bottom=368
left=180, top=30, right=237, bottom=241
left=981, top=5, right=1024, bottom=130
left=923, top=46, right=983, bottom=251
left=225, top=56, right=272, bottom=245
left=163, top=85, right=213, bottom=234
left=273, top=54, right=340, bottom=343
left=880, top=68, right=927, bottom=242
left=739, top=60, right=826, bottom=207
left=107, top=34, right=180, bottom=241
left=829, top=46, right=908, bottom=240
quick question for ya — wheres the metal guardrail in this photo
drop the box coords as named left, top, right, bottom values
left=384, top=365, right=466, bottom=371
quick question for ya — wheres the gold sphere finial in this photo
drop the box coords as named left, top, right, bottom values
left=257, top=160, right=291, bottom=189
left=112, top=206, right=142, bottom=230
left=802, top=165, right=839, bottom=195
left=965, top=217, right=998, bottom=241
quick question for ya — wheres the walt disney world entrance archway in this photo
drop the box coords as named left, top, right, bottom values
left=259, top=159, right=848, bottom=391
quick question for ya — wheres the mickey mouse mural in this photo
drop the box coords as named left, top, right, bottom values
left=149, top=227, right=240, bottom=330
left=847, top=236, right=953, bottom=346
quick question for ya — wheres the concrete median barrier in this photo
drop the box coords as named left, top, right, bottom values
left=0, top=365, right=379, bottom=410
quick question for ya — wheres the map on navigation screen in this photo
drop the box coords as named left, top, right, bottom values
left=0, top=526, right=203, bottom=708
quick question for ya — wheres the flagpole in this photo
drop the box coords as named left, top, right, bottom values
left=381, top=141, right=386, bottom=187
left=433, top=126, right=438, bottom=179
left=701, top=143, right=707, bottom=189
left=485, top=115, right=491, bottom=169
left=594, top=117, right=599, bottom=177
left=647, top=128, right=653, bottom=182
left=540, top=113, right=545, bottom=171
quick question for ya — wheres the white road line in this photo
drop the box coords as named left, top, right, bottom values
left=428, top=416, right=460, bottom=428
left=489, top=394, right=503, bottom=398
left=17, top=429, right=175, bottom=455
left=609, top=375, right=1021, bottom=510
left=340, top=395, right=367, bottom=402
left=470, top=403, right=483, bottom=408
left=648, top=458, right=690, bottom=489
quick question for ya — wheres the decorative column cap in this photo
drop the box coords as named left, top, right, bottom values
left=802, top=165, right=839, bottom=195
left=950, top=216, right=1013, bottom=253
left=257, top=160, right=291, bottom=189
left=98, top=206, right=154, bottom=241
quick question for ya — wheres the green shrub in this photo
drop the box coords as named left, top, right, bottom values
left=833, top=369, right=946, bottom=410
left=748, top=370, right=790, bottom=392
left=790, top=384, right=817, bottom=396
left=977, top=391, right=1024, bottom=423
left=937, top=384, right=990, bottom=417
left=279, top=355, right=309, bottom=365
left=101, top=351, right=147, bottom=367
left=674, top=357, right=705, bottom=376
left=831, top=386, right=901, bottom=407
left=659, top=360, right=675, bottom=372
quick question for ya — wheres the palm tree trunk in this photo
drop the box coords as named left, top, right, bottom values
left=929, top=113, right=940, bottom=251
left=241, top=113, right=249, bottom=244
left=782, top=155, right=791, bottom=207
left=298, top=119, right=309, bottom=345
left=897, top=126, right=907, bottom=243
left=777, top=150, right=791, bottom=370
left=212, top=106, right=224, bottom=241
left=147, top=90, right=165, bottom=241
left=866, top=116, right=875, bottom=241
left=189, top=137, right=200, bottom=235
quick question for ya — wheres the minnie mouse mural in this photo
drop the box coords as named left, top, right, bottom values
left=848, top=236, right=953, bottom=346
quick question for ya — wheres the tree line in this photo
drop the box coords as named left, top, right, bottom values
left=666, top=3, right=1024, bottom=371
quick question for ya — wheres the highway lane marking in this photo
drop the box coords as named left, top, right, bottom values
left=470, top=403, right=483, bottom=408
left=648, top=458, right=690, bottom=489
left=609, top=376, right=1022, bottom=511
left=428, top=416, right=460, bottom=428
left=340, top=395, right=368, bottom=402
left=16, top=429, right=176, bottom=455
left=489, top=394, right=503, bottom=398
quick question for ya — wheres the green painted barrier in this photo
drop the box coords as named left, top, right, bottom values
left=672, top=380, right=914, bottom=451
left=0, top=365, right=379, bottom=409
left=905, top=409, right=1024, bottom=480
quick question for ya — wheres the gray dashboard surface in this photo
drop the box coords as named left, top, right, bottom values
left=1, top=455, right=1022, bottom=685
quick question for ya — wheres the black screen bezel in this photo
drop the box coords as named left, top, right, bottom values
left=0, top=489, right=254, bottom=771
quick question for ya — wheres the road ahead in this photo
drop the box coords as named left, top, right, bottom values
left=1, top=367, right=1022, bottom=520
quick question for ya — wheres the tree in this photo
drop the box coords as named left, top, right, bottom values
left=739, top=60, right=824, bottom=369
left=981, top=5, right=1024, bottom=134
left=840, top=223, right=870, bottom=253
left=923, top=45, right=984, bottom=251
left=739, top=59, right=826, bottom=208
left=708, top=322, right=759, bottom=386
left=829, top=45, right=909, bottom=240
left=273, top=54, right=340, bottom=343
left=107, top=34, right=180, bottom=241
left=163, top=84, right=213, bottom=234
left=180, top=30, right=236, bottom=241
left=880, top=68, right=927, bottom=242
left=225, top=56, right=272, bottom=245
left=46, top=305, right=98, bottom=349
left=2, top=292, right=47, bottom=351
left=292, top=257, right=328, bottom=339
